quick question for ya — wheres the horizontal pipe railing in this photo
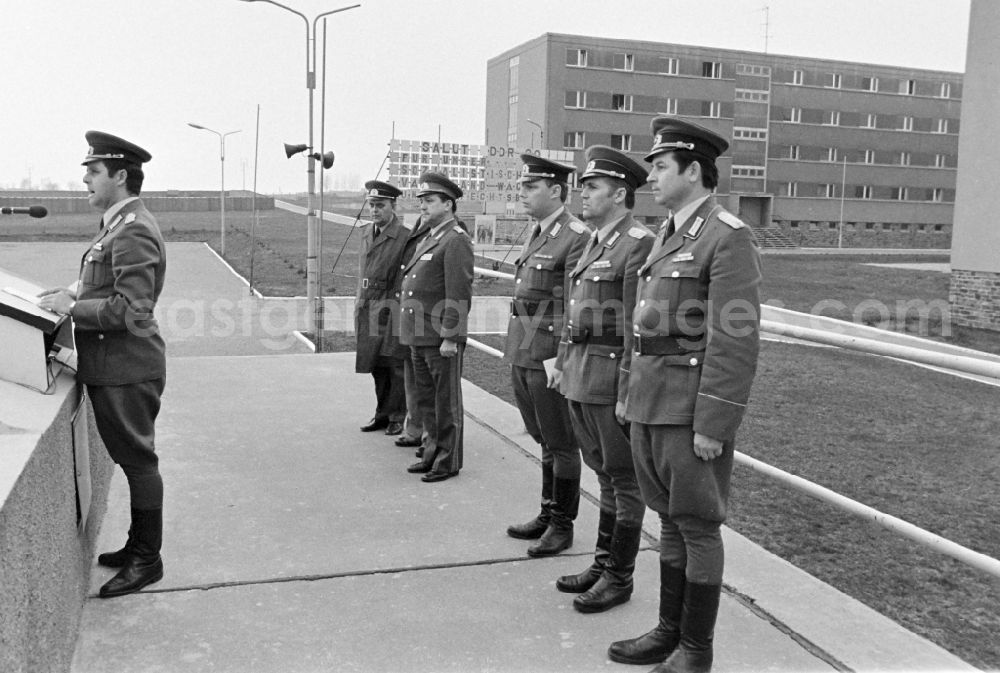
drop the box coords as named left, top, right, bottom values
left=464, top=299, right=1000, bottom=580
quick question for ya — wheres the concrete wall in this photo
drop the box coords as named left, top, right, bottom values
left=0, top=191, right=275, bottom=215
left=0, top=378, right=112, bottom=673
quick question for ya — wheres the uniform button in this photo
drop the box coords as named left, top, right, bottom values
left=639, top=300, right=646, bottom=307
left=536, top=264, right=542, bottom=269
left=568, top=320, right=574, bottom=326
left=547, top=325, right=553, bottom=332
left=634, top=323, right=639, bottom=330
left=593, top=275, right=600, bottom=281
left=98, top=334, right=104, bottom=340
left=400, top=264, right=405, bottom=269
left=671, top=271, right=680, bottom=278
left=395, top=292, right=400, bottom=298
left=575, top=280, right=581, bottom=286
left=646, top=275, right=652, bottom=282
left=408, top=291, right=413, bottom=296
left=610, top=353, right=616, bottom=360
left=689, top=357, right=698, bottom=366
left=408, top=309, right=414, bottom=313
left=570, top=299, right=575, bottom=305
left=516, top=278, right=522, bottom=284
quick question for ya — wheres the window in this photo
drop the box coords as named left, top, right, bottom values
left=863, top=149, right=875, bottom=164
left=900, top=116, right=913, bottom=131
left=659, top=57, right=679, bottom=75
left=612, top=93, right=633, bottom=112
left=611, top=134, right=632, bottom=152
left=891, top=187, right=908, bottom=201
left=732, top=166, right=765, bottom=178
left=865, top=222, right=875, bottom=230
left=934, top=224, right=944, bottom=232
left=701, top=101, right=721, bottom=118
left=939, top=82, right=951, bottom=98
left=565, top=90, right=586, bottom=108
left=702, top=61, right=722, bottom=78
left=900, top=223, right=910, bottom=231
left=737, top=64, right=770, bottom=76
left=824, top=110, right=840, bottom=126
left=863, top=113, right=877, bottom=128
left=613, top=53, right=635, bottom=71
left=932, top=188, right=944, bottom=202
left=862, top=76, right=879, bottom=92
left=735, top=89, right=769, bottom=102
left=855, top=185, right=872, bottom=199
left=829, top=221, right=838, bottom=230
left=900, top=152, right=911, bottom=166
left=935, top=119, right=949, bottom=133
left=785, top=182, right=798, bottom=197
left=934, top=154, right=947, bottom=168
left=788, top=145, right=800, bottom=159
left=791, top=69, right=804, bottom=85
left=789, top=107, right=801, bottom=123
left=658, top=98, right=678, bottom=115
left=567, top=49, right=588, bottom=67
left=733, top=128, right=767, bottom=140
left=825, top=73, right=842, bottom=88
left=826, top=147, right=839, bottom=162
left=508, top=57, right=519, bottom=93
left=563, top=131, right=585, bottom=149
left=900, top=79, right=916, bottom=95
left=822, top=184, right=837, bottom=198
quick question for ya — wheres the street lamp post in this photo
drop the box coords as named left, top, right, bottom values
left=238, top=0, right=360, bottom=344
left=188, top=123, right=241, bottom=256
left=526, top=118, right=543, bottom=150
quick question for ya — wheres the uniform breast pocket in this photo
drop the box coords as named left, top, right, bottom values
left=584, top=343, right=624, bottom=398
left=587, top=269, right=623, bottom=304
left=657, top=265, right=705, bottom=310
left=82, top=250, right=110, bottom=287
left=526, top=258, right=559, bottom=292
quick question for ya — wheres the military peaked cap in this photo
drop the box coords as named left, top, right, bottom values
left=579, top=145, right=647, bottom=191
left=644, top=117, right=728, bottom=163
left=518, top=153, right=576, bottom=184
left=416, top=171, right=463, bottom=200
left=364, top=180, right=402, bottom=200
left=82, top=130, right=152, bottom=166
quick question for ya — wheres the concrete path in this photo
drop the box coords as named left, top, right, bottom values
left=0, top=242, right=972, bottom=672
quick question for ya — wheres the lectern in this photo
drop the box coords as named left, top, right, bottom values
left=0, top=268, right=74, bottom=393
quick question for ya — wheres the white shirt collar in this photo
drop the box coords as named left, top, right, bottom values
left=597, top=214, right=626, bottom=243
left=430, top=216, right=456, bottom=237
left=535, top=206, right=565, bottom=234
left=669, top=194, right=711, bottom=231
left=102, top=196, right=139, bottom=227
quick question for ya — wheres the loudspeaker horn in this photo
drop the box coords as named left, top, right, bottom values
left=283, top=142, right=308, bottom=158
left=311, top=151, right=335, bottom=169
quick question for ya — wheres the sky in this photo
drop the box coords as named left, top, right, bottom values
left=0, top=0, right=971, bottom=195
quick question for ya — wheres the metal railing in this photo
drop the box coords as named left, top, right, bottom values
left=468, top=264, right=1000, bottom=580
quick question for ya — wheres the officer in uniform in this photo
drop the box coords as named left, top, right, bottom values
left=504, top=154, right=589, bottom=557
left=39, top=131, right=167, bottom=598
left=607, top=118, right=761, bottom=673
left=399, top=172, right=474, bottom=482
left=551, top=146, right=654, bottom=613
left=356, top=180, right=409, bottom=436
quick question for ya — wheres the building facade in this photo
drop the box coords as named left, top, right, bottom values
left=486, top=33, right=963, bottom=247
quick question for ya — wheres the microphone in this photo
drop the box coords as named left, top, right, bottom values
left=0, top=206, right=48, bottom=218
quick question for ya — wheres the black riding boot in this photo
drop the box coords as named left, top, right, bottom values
left=573, top=521, right=642, bottom=613
left=99, top=508, right=164, bottom=598
left=527, top=476, right=578, bottom=557
left=556, top=508, right=614, bottom=592
left=97, top=520, right=135, bottom=568
left=507, top=462, right=553, bottom=539
left=653, top=582, right=721, bottom=673
left=608, top=560, right=686, bottom=664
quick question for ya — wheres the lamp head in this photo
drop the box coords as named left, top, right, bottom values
left=188, top=123, right=207, bottom=130
left=284, top=142, right=309, bottom=158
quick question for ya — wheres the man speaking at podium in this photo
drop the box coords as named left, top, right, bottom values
left=39, top=131, right=167, bottom=599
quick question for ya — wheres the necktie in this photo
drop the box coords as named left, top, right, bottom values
left=373, top=225, right=381, bottom=240
left=583, top=229, right=599, bottom=257
left=664, top=216, right=676, bottom=239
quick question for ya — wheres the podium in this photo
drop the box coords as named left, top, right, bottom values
left=0, top=267, right=75, bottom=393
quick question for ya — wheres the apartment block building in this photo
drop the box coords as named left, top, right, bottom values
left=485, top=33, right=963, bottom=247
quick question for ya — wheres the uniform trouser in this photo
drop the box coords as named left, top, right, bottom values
left=401, top=355, right=423, bottom=440
left=411, top=343, right=464, bottom=474
left=630, top=423, right=733, bottom=584
left=568, top=400, right=644, bottom=526
left=88, top=378, right=166, bottom=511
left=371, top=356, right=406, bottom=423
left=511, top=365, right=580, bottom=481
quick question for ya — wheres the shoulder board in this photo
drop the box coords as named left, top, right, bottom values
left=123, top=212, right=136, bottom=225
left=628, top=226, right=650, bottom=239
left=717, top=211, right=745, bottom=229
left=453, top=225, right=467, bottom=235
left=569, top=220, right=587, bottom=235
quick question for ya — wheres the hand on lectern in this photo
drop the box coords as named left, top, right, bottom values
left=37, top=289, right=76, bottom=315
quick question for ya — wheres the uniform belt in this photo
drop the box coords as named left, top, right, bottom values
left=633, top=333, right=704, bottom=355
left=568, top=326, right=623, bottom=347
left=511, top=300, right=556, bottom=317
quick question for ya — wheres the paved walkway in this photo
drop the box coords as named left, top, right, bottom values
left=0, top=242, right=973, bottom=672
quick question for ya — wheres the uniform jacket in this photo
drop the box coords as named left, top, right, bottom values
left=399, top=218, right=474, bottom=347
left=621, top=197, right=761, bottom=441
left=556, top=213, right=654, bottom=405
left=73, top=199, right=166, bottom=386
left=354, top=213, right=409, bottom=372
left=503, top=208, right=589, bottom=369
